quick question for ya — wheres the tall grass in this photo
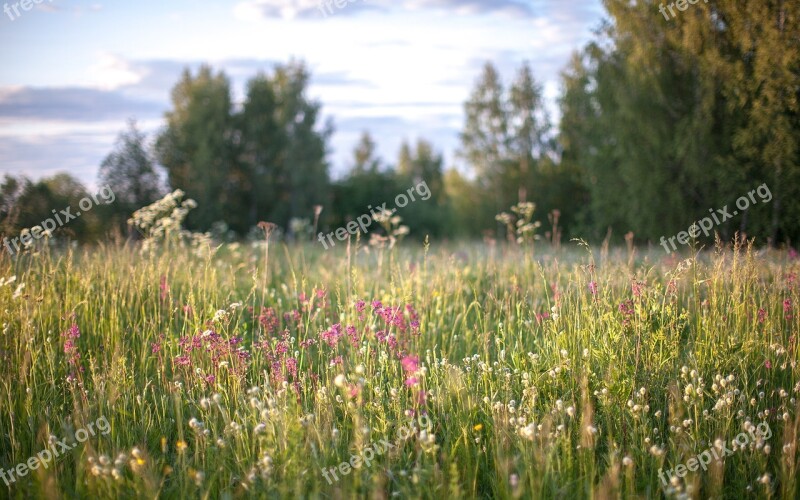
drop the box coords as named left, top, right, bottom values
left=0, top=238, right=798, bottom=498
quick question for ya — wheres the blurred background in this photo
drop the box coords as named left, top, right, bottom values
left=0, top=0, right=797, bottom=248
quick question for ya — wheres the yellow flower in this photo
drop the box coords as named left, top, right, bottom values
left=473, top=424, right=483, bottom=432
left=176, top=440, right=188, bottom=453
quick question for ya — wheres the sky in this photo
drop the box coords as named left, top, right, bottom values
left=0, top=0, right=606, bottom=189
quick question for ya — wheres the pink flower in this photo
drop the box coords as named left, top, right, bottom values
left=346, top=325, right=359, bottom=346
left=667, top=280, right=677, bottom=295
left=348, top=384, right=361, bottom=399
left=285, top=357, right=298, bottom=377
left=61, top=323, right=81, bottom=366
left=402, top=355, right=419, bottom=373
left=160, top=275, right=169, bottom=301
left=588, top=281, right=598, bottom=295
left=765, top=359, right=772, bottom=369
left=320, top=323, right=343, bottom=347
left=405, top=376, right=419, bottom=387
left=631, top=280, right=646, bottom=297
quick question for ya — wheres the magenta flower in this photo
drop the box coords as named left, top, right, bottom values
left=285, top=357, right=298, bottom=377
left=346, top=325, right=359, bottom=346
left=61, top=323, right=82, bottom=366
left=320, top=323, right=343, bottom=347
left=259, top=307, right=280, bottom=334
left=631, top=280, right=646, bottom=297
left=402, top=355, right=419, bottom=373
left=588, top=281, right=598, bottom=295
left=159, top=275, right=169, bottom=301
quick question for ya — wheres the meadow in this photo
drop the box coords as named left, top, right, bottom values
left=0, top=216, right=798, bottom=499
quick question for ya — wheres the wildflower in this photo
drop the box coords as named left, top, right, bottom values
left=402, top=355, right=420, bottom=373
left=174, top=355, right=191, bottom=366
left=61, top=323, right=82, bottom=367
left=588, top=281, right=598, bottom=295
left=334, top=374, right=347, bottom=388
left=176, top=441, right=188, bottom=453
left=159, top=275, right=169, bottom=301
left=631, top=280, right=646, bottom=297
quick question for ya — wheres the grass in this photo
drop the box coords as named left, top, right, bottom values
left=0, top=236, right=798, bottom=499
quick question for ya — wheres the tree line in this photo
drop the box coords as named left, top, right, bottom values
left=2, top=0, right=797, bottom=249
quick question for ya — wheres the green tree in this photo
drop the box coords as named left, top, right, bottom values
left=238, top=74, right=283, bottom=228
left=395, top=139, right=448, bottom=237
left=155, top=66, right=241, bottom=231
left=98, top=120, right=163, bottom=231
left=268, top=61, right=331, bottom=227
left=508, top=62, right=552, bottom=203
left=460, top=62, right=510, bottom=210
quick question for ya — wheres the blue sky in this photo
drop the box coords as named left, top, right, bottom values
left=0, top=0, right=605, bottom=188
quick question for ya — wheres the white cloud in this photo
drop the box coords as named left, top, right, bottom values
left=233, top=0, right=329, bottom=20
left=86, top=53, right=144, bottom=91
left=233, top=0, right=535, bottom=20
